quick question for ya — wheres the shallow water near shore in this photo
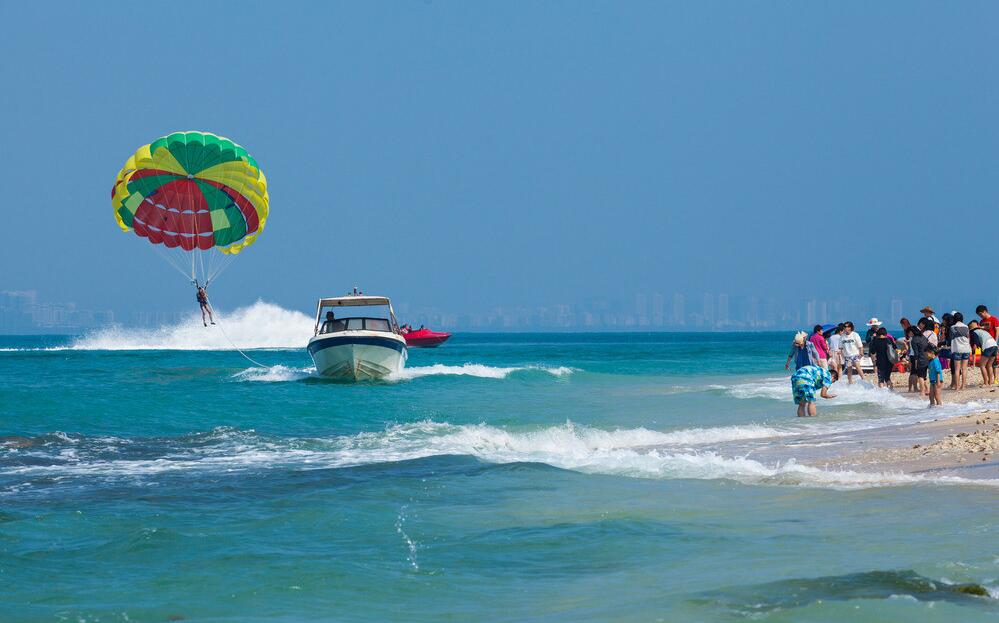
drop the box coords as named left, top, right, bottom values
left=2, top=309, right=998, bottom=621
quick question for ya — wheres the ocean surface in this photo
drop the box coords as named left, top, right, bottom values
left=2, top=302, right=997, bottom=622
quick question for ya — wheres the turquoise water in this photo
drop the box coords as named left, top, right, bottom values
left=2, top=313, right=998, bottom=621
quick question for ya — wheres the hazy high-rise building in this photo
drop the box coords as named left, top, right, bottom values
left=890, top=299, right=902, bottom=323
left=702, top=293, right=715, bottom=328
left=747, top=296, right=760, bottom=327
left=806, top=300, right=816, bottom=327
left=1, top=290, right=37, bottom=310
left=651, top=293, right=665, bottom=326
left=717, top=294, right=729, bottom=327
left=635, top=293, right=649, bottom=326
left=672, top=294, right=686, bottom=326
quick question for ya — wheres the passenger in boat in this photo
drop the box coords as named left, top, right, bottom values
left=196, top=286, right=214, bottom=327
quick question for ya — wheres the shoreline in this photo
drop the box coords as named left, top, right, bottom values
left=801, top=370, right=999, bottom=479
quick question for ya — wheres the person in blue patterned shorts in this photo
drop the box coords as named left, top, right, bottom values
left=790, top=364, right=836, bottom=417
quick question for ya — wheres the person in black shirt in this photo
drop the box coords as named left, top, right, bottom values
left=908, top=324, right=931, bottom=396
left=869, top=327, right=896, bottom=388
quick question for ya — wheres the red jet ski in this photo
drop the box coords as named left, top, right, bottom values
left=402, top=327, right=451, bottom=348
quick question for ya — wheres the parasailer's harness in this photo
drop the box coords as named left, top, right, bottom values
left=199, top=288, right=267, bottom=369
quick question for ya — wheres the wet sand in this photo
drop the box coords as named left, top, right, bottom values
left=805, top=370, right=999, bottom=479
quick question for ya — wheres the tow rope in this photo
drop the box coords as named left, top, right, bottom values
left=202, top=291, right=267, bottom=369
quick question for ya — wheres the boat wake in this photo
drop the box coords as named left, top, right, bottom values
left=391, top=363, right=575, bottom=380
left=231, top=363, right=575, bottom=382
left=4, top=302, right=315, bottom=351
left=231, top=365, right=317, bottom=382
left=4, top=421, right=996, bottom=492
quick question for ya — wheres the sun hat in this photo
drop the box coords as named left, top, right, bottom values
left=920, top=306, right=935, bottom=314
left=866, top=317, right=882, bottom=327
left=793, top=331, right=807, bottom=345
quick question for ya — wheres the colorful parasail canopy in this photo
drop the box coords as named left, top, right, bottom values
left=111, top=131, right=269, bottom=255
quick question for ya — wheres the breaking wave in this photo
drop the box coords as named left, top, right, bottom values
left=3, top=422, right=996, bottom=491
left=725, top=375, right=988, bottom=426
left=728, top=376, right=917, bottom=408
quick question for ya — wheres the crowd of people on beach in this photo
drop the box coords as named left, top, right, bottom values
left=785, top=305, right=999, bottom=415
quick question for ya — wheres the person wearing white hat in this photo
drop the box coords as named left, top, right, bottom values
left=785, top=331, right=819, bottom=371
left=864, top=317, right=882, bottom=346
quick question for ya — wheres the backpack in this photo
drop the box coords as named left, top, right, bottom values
left=911, top=334, right=929, bottom=365
left=885, top=340, right=899, bottom=365
left=806, top=341, right=821, bottom=366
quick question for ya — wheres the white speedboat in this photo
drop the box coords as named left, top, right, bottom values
left=307, top=291, right=408, bottom=380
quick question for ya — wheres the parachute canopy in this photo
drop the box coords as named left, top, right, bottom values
left=112, top=131, right=269, bottom=255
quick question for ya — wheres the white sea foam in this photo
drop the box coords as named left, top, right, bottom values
left=725, top=375, right=989, bottom=433
left=4, top=422, right=996, bottom=490
left=727, top=376, right=920, bottom=408
left=390, top=364, right=575, bottom=381
left=231, top=365, right=317, bottom=382
left=229, top=363, right=574, bottom=383
left=68, top=301, right=313, bottom=351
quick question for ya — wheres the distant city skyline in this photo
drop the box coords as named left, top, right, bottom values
left=6, top=288, right=993, bottom=334
left=400, top=292, right=959, bottom=332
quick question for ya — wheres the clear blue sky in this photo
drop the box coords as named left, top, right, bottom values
left=1, top=2, right=996, bottom=316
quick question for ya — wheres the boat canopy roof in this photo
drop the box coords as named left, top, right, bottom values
left=313, top=293, right=400, bottom=333
left=317, top=296, right=392, bottom=308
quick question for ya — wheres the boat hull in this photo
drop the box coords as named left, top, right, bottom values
left=308, top=332, right=408, bottom=380
left=404, top=330, right=451, bottom=348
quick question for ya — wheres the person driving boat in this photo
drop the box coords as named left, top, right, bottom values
left=317, top=311, right=346, bottom=335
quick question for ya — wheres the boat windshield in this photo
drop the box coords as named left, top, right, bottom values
left=319, top=316, right=392, bottom=335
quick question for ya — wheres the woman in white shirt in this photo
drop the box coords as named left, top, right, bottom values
left=947, top=312, right=972, bottom=390
left=839, top=321, right=865, bottom=384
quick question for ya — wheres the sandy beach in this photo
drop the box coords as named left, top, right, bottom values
left=804, top=370, right=999, bottom=479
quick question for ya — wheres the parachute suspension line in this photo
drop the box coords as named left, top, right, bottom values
left=151, top=243, right=197, bottom=282
left=202, top=292, right=267, bottom=368
left=205, top=248, right=216, bottom=286
left=197, top=247, right=207, bottom=286
left=192, top=206, right=208, bottom=286
left=208, top=251, right=237, bottom=285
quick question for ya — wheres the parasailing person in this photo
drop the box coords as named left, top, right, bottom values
left=110, top=131, right=269, bottom=325
left=196, top=283, right=215, bottom=326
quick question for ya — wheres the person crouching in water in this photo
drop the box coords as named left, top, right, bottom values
left=926, top=346, right=943, bottom=406
left=197, top=285, right=214, bottom=327
left=791, top=364, right=836, bottom=417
